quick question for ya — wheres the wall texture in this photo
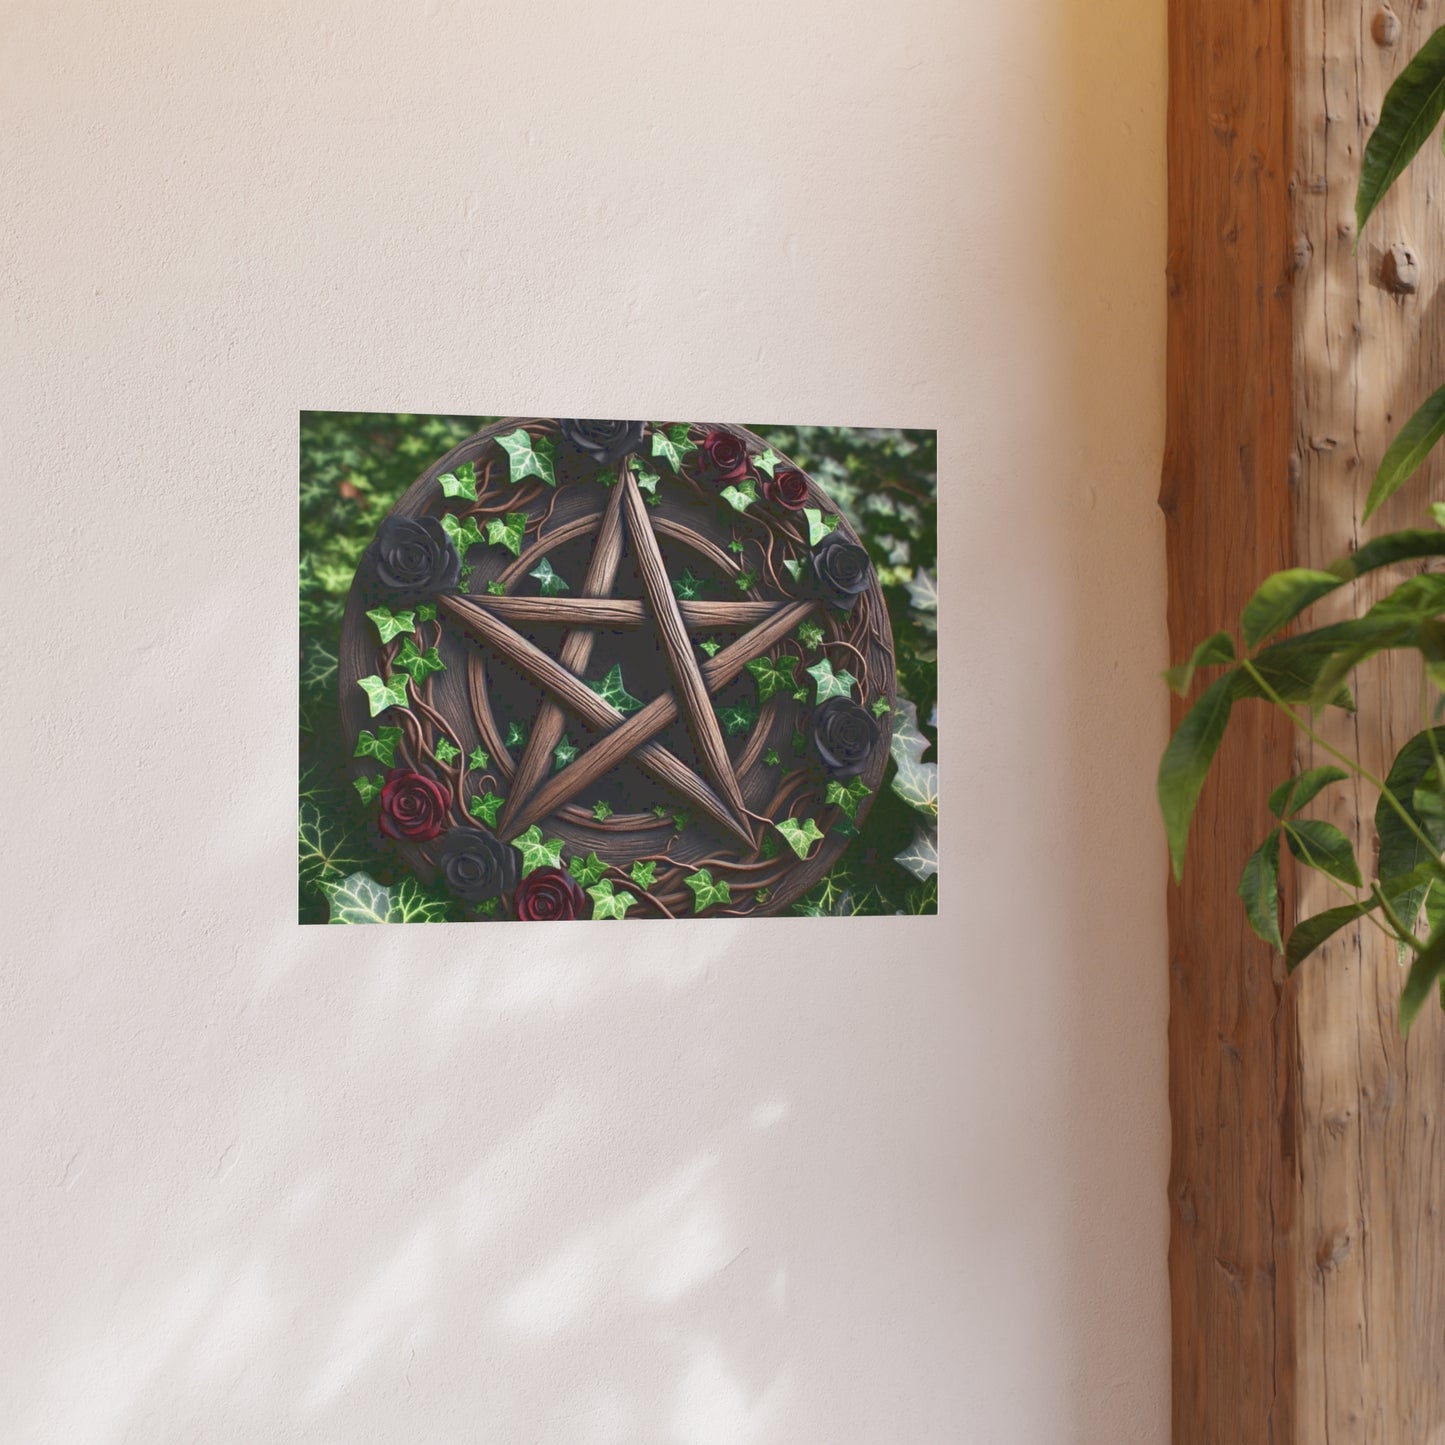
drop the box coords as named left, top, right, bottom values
left=0, top=1, right=1170, bottom=1441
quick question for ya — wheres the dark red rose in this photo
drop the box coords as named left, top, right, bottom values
left=378, top=769, right=450, bottom=841
left=700, top=429, right=749, bottom=481
left=763, top=468, right=809, bottom=510
left=514, top=866, right=587, bottom=921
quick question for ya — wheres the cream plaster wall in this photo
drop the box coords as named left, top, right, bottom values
left=1, top=0, right=1170, bottom=1440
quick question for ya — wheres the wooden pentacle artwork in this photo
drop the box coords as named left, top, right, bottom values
left=336, top=418, right=897, bottom=919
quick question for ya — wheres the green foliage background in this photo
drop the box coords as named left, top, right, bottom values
left=299, top=413, right=938, bottom=922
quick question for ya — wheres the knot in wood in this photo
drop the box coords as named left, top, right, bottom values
left=1382, top=242, right=1420, bottom=296
left=1372, top=7, right=1400, bottom=47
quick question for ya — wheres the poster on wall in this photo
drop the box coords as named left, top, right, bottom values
left=299, top=414, right=938, bottom=922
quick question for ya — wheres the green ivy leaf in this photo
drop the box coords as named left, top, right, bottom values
left=433, top=737, right=461, bottom=766
left=807, top=657, right=857, bottom=702
left=416, top=603, right=438, bottom=622
left=358, top=673, right=409, bottom=716
left=1239, top=830, right=1284, bottom=951
left=754, top=449, right=781, bottom=478
left=672, top=568, right=706, bottom=601
left=477, top=897, right=500, bottom=917
left=568, top=852, right=608, bottom=889
left=721, top=478, right=759, bottom=514
left=906, top=568, right=937, bottom=612
left=514, top=825, right=564, bottom=875
left=746, top=653, right=798, bottom=702
left=634, top=468, right=660, bottom=499
left=353, top=774, right=385, bottom=805
left=468, top=791, right=504, bottom=826
left=325, top=870, right=392, bottom=924
left=468, top=747, right=490, bottom=771
left=826, top=776, right=870, bottom=821
left=354, top=726, right=403, bottom=767
left=486, top=579, right=507, bottom=596
left=684, top=867, right=732, bottom=912
left=366, top=606, right=416, bottom=643
left=736, top=567, right=759, bottom=592
left=1357, top=26, right=1445, bottom=236
left=554, top=736, right=579, bottom=770
left=440, top=512, right=485, bottom=561
left=394, top=638, right=446, bottom=685
left=652, top=804, right=670, bottom=818
left=390, top=876, right=451, bottom=923
left=592, top=799, right=613, bottom=821
left=760, top=832, right=780, bottom=859
left=498, top=428, right=557, bottom=486
left=1157, top=671, right=1236, bottom=882
left=776, top=817, right=825, bottom=859
left=630, top=859, right=657, bottom=889
left=717, top=698, right=759, bottom=736
left=796, top=619, right=824, bottom=652
left=597, top=469, right=618, bottom=488
left=439, top=460, right=478, bottom=500
left=764, top=748, right=781, bottom=767
left=587, top=663, right=643, bottom=714
left=672, top=810, right=689, bottom=832
left=783, top=558, right=805, bottom=582
left=895, top=826, right=938, bottom=881
left=651, top=425, right=696, bottom=473
left=487, top=511, right=528, bottom=557
left=728, top=539, right=746, bottom=555
left=589, top=878, right=637, bottom=919
left=871, top=696, right=892, bottom=717
left=506, top=721, right=527, bottom=749
left=699, top=637, right=722, bottom=658
left=530, top=557, right=569, bottom=596
left=803, top=507, right=838, bottom=547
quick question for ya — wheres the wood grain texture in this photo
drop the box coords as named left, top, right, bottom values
left=469, top=597, right=783, bottom=628
left=1169, top=1, right=1445, bottom=1439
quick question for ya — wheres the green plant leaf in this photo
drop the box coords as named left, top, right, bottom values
left=433, top=737, right=460, bottom=766
left=353, top=774, right=385, bottom=805
left=1331, top=528, right=1445, bottom=579
left=589, top=878, right=637, bottom=919
left=699, top=637, right=721, bottom=658
left=514, top=825, right=564, bottom=875
left=1284, top=819, right=1363, bottom=887
left=439, top=460, right=478, bottom=500
left=826, top=776, right=871, bottom=821
left=797, top=619, right=824, bottom=652
left=630, top=859, right=657, bottom=889
left=728, top=539, right=746, bottom=554
left=390, top=876, right=451, bottom=922
left=530, top=557, right=569, bottom=596
left=763, top=748, right=781, bottom=767
left=498, top=428, right=557, bottom=486
left=1163, top=630, right=1237, bottom=695
left=487, top=511, right=528, bottom=557
left=892, top=753, right=939, bottom=817
left=486, top=579, right=507, bottom=596
left=783, top=558, right=805, bottom=582
left=1158, top=671, right=1236, bottom=881
left=895, top=825, right=939, bottom=881
left=1377, top=729, right=1445, bottom=944
left=1357, top=25, right=1445, bottom=235
left=717, top=698, right=759, bottom=736
left=721, top=478, right=759, bottom=513
left=1268, top=765, right=1349, bottom=819
left=807, top=657, right=857, bottom=702
left=298, top=802, right=366, bottom=892
left=325, top=870, right=392, bottom=924
left=468, top=790, right=504, bottom=826
left=568, top=852, right=608, bottom=888
left=506, top=721, right=527, bottom=749
left=587, top=663, right=643, bottom=714
left=672, top=568, right=705, bottom=600
left=366, top=606, right=416, bottom=643
left=872, top=696, right=891, bottom=717
left=754, top=449, right=781, bottom=478
left=1366, top=383, right=1445, bottom=519
left=1401, top=924, right=1445, bottom=1030
left=554, top=736, right=579, bottom=770
left=1241, top=569, right=1342, bottom=650
left=417, top=603, right=437, bottom=621
left=906, top=568, right=937, bottom=612
left=394, top=638, right=445, bottom=685
left=736, top=567, right=759, bottom=592
left=746, top=653, right=798, bottom=702
left=357, top=673, right=409, bottom=716
left=1239, top=831, right=1283, bottom=950
left=1286, top=899, right=1379, bottom=972
left=468, top=747, right=490, bottom=771
left=592, top=799, right=613, bottom=821
left=651, top=425, right=696, bottom=473
left=354, top=726, right=403, bottom=767
left=776, top=817, right=825, bottom=859
left=684, top=868, right=731, bottom=912
left=440, top=512, right=485, bottom=560
left=803, top=507, right=838, bottom=547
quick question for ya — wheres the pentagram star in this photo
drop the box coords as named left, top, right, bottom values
left=437, top=472, right=817, bottom=846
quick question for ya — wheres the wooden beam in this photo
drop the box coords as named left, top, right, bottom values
left=1167, top=1, right=1445, bottom=1439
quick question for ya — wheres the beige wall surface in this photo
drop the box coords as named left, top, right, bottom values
left=0, top=1, right=1169, bottom=1441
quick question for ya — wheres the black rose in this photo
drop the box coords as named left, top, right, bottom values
left=370, top=515, right=461, bottom=599
left=811, top=531, right=872, bottom=610
left=559, top=418, right=647, bottom=467
left=811, top=697, right=881, bottom=779
left=436, top=827, right=520, bottom=904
